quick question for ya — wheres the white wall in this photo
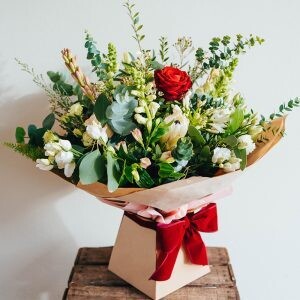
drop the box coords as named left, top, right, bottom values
left=1, top=1, right=300, bottom=299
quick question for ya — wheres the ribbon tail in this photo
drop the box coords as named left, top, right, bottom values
left=150, top=245, right=181, bottom=281
left=184, top=229, right=208, bottom=265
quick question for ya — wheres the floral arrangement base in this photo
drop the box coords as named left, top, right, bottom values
left=108, top=214, right=211, bottom=300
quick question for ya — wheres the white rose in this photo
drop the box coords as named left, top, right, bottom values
left=59, top=139, right=72, bottom=151
left=238, top=134, right=256, bottom=155
left=69, top=103, right=83, bottom=116
left=161, top=105, right=189, bottom=150
left=55, top=151, right=74, bottom=169
left=212, top=147, right=231, bottom=164
left=36, top=158, right=53, bottom=171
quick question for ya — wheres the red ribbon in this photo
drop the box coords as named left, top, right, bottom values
left=125, top=203, right=218, bottom=281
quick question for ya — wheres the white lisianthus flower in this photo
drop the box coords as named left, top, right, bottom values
left=161, top=105, right=189, bottom=150
left=237, top=134, right=256, bottom=155
left=86, top=124, right=108, bottom=144
left=59, top=139, right=72, bottom=151
left=44, top=142, right=61, bottom=157
left=209, top=108, right=231, bottom=133
left=36, top=158, right=53, bottom=171
left=140, top=157, right=151, bottom=169
left=43, top=131, right=58, bottom=143
left=223, top=156, right=242, bottom=173
left=212, top=147, right=231, bottom=164
left=69, top=103, right=83, bottom=116
left=55, top=151, right=74, bottom=169
left=64, top=162, right=76, bottom=177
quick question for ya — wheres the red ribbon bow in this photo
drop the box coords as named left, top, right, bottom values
left=125, top=203, right=218, bottom=281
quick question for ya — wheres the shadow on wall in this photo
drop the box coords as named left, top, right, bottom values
left=0, top=93, right=77, bottom=300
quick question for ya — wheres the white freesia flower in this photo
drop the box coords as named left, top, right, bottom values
left=55, top=151, right=74, bottom=169
left=36, top=158, right=53, bottom=171
left=149, top=102, right=160, bottom=117
left=134, top=114, right=147, bottom=125
left=237, top=134, right=256, bottom=155
left=223, top=156, right=242, bottom=172
left=212, top=147, right=231, bottom=164
left=161, top=105, right=189, bottom=150
left=64, top=162, right=76, bottom=177
left=69, top=103, right=83, bottom=116
left=59, top=139, right=72, bottom=151
left=209, top=108, right=231, bottom=133
left=140, top=157, right=151, bottom=169
left=44, top=142, right=61, bottom=157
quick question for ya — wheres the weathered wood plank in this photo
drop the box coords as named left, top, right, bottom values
left=69, top=265, right=234, bottom=288
left=75, top=247, right=229, bottom=266
left=66, top=286, right=239, bottom=300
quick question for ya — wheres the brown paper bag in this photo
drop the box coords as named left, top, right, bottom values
left=108, top=214, right=210, bottom=300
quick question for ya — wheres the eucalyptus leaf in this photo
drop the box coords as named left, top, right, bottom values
left=234, top=148, right=247, bottom=170
left=47, top=71, right=61, bottom=83
left=42, top=113, right=55, bottom=130
left=79, top=149, right=105, bottom=184
left=28, top=124, right=37, bottom=139
left=94, top=94, right=110, bottom=124
left=15, top=127, right=26, bottom=143
left=106, top=151, right=120, bottom=192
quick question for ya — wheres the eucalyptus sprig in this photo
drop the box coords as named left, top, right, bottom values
left=159, top=36, right=169, bottom=64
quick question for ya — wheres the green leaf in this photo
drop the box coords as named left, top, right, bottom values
left=42, top=113, right=55, bottom=130
left=222, top=135, right=238, bottom=147
left=106, top=151, right=120, bottom=192
left=228, top=109, right=244, bottom=133
left=47, top=71, right=61, bottom=83
left=234, top=148, right=247, bottom=170
left=172, top=137, right=193, bottom=161
left=188, top=125, right=205, bottom=145
left=79, top=149, right=105, bottom=184
left=28, top=124, right=37, bottom=138
left=53, top=81, right=74, bottom=96
left=137, top=168, right=155, bottom=188
left=15, top=127, right=26, bottom=143
left=94, top=94, right=110, bottom=124
left=150, top=60, right=164, bottom=70
left=158, top=163, right=184, bottom=179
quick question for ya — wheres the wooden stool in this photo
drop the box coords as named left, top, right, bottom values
left=63, top=247, right=240, bottom=299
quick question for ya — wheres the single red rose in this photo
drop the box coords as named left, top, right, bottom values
left=154, top=66, right=192, bottom=101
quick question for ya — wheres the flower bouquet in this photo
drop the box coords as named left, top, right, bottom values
left=6, top=1, right=299, bottom=299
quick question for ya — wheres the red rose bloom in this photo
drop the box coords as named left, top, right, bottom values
left=154, top=66, right=192, bottom=101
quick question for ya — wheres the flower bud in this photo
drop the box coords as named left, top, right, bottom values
left=134, top=114, right=147, bottom=125
left=131, top=128, right=144, bottom=145
left=140, top=157, right=151, bottom=169
left=69, top=103, right=83, bottom=116
left=131, top=169, right=140, bottom=182
left=149, top=102, right=160, bottom=118
left=134, top=106, right=145, bottom=114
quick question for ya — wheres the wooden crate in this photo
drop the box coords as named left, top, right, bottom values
left=63, top=247, right=239, bottom=299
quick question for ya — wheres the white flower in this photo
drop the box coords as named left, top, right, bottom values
left=43, top=131, right=58, bottom=143
left=212, top=147, right=231, bottom=164
left=134, top=106, right=145, bottom=113
left=209, top=108, right=231, bottom=133
left=86, top=124, right=108, bottom=143
left=115, top=141, right=128, bottom=153
left=68, top=103, right=83, bottom=116
left=134, top=114, right=147, bottom=125
left=161, top=105, right=189, bottom=150
left=140, top=157, right=151, bottom=169
left=55, top=151, right=74, bottom=169
left=223, top=156, right=242, bottom=172
left=249, top=125, right=263, bottom=139
left=64, top=162, right=76, bottom=177
left=44, top=142, right=61, bottom=157
left=36, top=158, right=53, bottom=171
left=59, top=139, right=72, bottom=151
left=149, top=102, right=160, bottom=117
left=182, top=90, right=192, bottom=109
left=237, top=134, right=256, bottom=155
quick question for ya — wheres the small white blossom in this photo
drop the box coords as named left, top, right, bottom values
left=36, top=158, right=53, bottom=171
left=86, top=124, right=108, bottom=143
left=44, top=142, right=61, bottom=157
left=209, top=108, right=231, bottom=133
left=59, top=139, right=72, bottom=151
left=212, top=147, right=231, bottom=164
left=237, top=134, right=256, bottom=155
left=223, top=156, right=242, bottom=172
left=131, top=128, right=144, bottom=145
left=115, top=141, right=128, bottom=153
left=161, top=105, right=189, bottom=150
left=134, top=106, right=145, bottom=114
left=149, top=102, right=160, bottom=118
left=64, top=162, right=76, bottom=177
left=140, top=157, right=151, bottom=169
left=55, top=151, right=74, bottom=169
left=134, top=114, right=148, bottom=125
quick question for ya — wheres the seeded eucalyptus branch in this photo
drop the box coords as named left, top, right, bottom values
left=268, top=97, right=300, bottom=120
left=124, top=0, right=145, bottom=53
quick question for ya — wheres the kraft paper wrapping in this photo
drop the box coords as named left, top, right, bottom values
left=76, top=117, right=285, bottom=212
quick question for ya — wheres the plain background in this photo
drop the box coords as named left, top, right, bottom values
left=1, top=0, right=300, bottom=299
